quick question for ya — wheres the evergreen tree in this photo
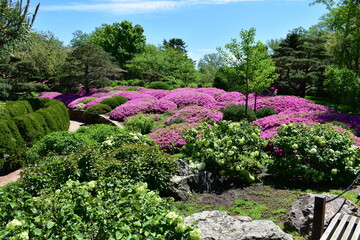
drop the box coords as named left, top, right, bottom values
left=272, top=29, right=330, bottom=97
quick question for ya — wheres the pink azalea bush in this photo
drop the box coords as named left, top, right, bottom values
left=110, top=98, right=177, bottom=120
left=149, top=122, right=200, bottom=152
left=161, top=89, right=217, bottom=108
left=195, top=88, right=226, bottom=97
left=139, top=89, right=170, bottom=99
left=67, top=96, right=96, bottom=109
left=165, top=106, right=223, bottom=124
left=117, top=91, right=156, bottom=100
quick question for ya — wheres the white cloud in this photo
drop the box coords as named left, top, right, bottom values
left=41, top=0, right=262, bottom=14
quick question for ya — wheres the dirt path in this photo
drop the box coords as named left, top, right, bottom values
left=0, top=120, right=86, bottom=187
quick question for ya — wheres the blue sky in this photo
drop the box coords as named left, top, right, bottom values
left=30, top=0, right=328, bottom=62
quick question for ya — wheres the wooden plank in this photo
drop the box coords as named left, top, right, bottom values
left=350, top=219, right=360, bottom=240
left=320, top=213, right=341, bottom=240
left=313, top=195, right=327, bottom=240
left=341, top=216, right=357, bottom=240
left=331, top=214, right=349, bottom=239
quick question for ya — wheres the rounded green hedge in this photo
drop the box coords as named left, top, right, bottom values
left=84, top=104, right=112, bottom=123
left=147, top=81, right=171, bottom=90
left=221, top=104, right=257, bottom=122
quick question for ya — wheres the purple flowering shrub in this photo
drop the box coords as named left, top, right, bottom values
left=38, top=92, right=63, bottom=99
left=149, top=123, right=200, bottom=152
left=117, top=91, right=156, bottom=100
left=139, top=89, right=170, bottom=99
left=267, top=123, right=360, bottom=185
left=161, top=89, right=217, bottom=108
left=165, top=106, right=223, bottom=124
left=110, top=98, right=177, bottom=120
left=68, top=97, right=97, bottom=109
left=195, top=88, right=226, bottom=97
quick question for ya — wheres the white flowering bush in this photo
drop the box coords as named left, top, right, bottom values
left=268, top=123, right=360, bottom=184
left=0, top=178, right=198, bottom=239
left=181, top=121, right=268, bottom=183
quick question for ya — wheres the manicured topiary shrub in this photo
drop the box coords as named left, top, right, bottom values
left=125, top=113, right=155, bottom=134
left=100, top=96, right=129, bottom=109
left=255, top=107, right=277, bottom=119
left=83, top=104, right=112, bottom=123
left=148, top=81, right=171, bottom=90
left=0, top=102, right=10, bottom=119
left=5, top=100, right=33, bottom=118
left=0, top=177, right=199, bottom=240
left=0, top=119, right=25, bottom=170
left=221, top=104, right=257, bottom=122
left=182, top=121, right=267, bottom=183
left=267, top=123, right=360, bottom=185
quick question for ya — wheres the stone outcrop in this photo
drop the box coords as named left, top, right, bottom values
left=184, top=210, right=293, bottom=240
left=170, top=160, right=220, bottom=200
left=284, top=193, right=360, bottom=237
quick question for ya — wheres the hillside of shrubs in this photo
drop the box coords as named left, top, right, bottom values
left=1, top=86, right=359, bottom=239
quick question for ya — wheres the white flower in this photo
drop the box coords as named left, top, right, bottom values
left=250, top=151, right=259, bottom=158
left=198, top=162, right=206, bottom=171
left=228, top=151, right=234, bottom=156
left=292, top=144, right=298, bottom=150
left=175, top=223, right=186, bottom=233
left=18, top=231, right=29, bottom=240
left=189, top=228, right=202, bottom=240
left=309, top=148, right=317, bottom=154
left=103, top=139, right=113, bottom=146
left=135, top=182, right=148, bottom=193
left=6, top=219, right=23, bottom=230
left=166, top=211, right=180, bottom=221
left=88, top=181, right=96, bottom=189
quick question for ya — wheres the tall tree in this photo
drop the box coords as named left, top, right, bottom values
left=198, top=53, right=226, bottom=85
left=0, top=0, right=39, bottom=48
left=14, top=31, right=68, bottom=78
left=62, top=43, right=115, bottom=94
left=218, top=27, right=277, bottom=115
left=126, top=44, right=199, bottom=86
left=70, top=30, right=91, bottom=48
left=272, top=29, right=329, bottom=97
left=91, top=21, right=146, bottom=68
left=163, top=38, right=188, bottom=53
left=316, top=1, right=360, bottom=75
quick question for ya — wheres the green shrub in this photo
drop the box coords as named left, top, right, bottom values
left=101, top=130, right=156, bottom=151
left=0, top=177, right=198, bottom=239
left=255, top=107, right=277, bottom=119
left=5, top=100, right=33, bottom=118
left=166, top=118, right=187, bottom=126
left=182, top=121, right=268, bottom=183
left=221, top=104, right=257, bottom=122
left=148, top=81, right=171, bottom=90
left=111, top=144, right=178, bottom=194
left=0, top=102, right=10, bottom=119
left=26, top=131, right=97, bottom=165
left=83, top=104, right=111, bottom=123
left=13, top=112, right=50, bottom=145
left=100, top=96, right=128, bottom=109
left=0, top=119, right=25, bottom=170
left=125, top=113, right=155, bottom=134
left=77, top=124, right=125, bottom=143
left=268, top=123, right=360, bottom=185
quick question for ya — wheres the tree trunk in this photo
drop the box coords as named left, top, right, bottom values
left=254, top=93, right=257, bottom=112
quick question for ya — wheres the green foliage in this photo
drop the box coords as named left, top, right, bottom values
left=324, top=67, right=360, bottom=113
left=0, top=177, right=198, bottom=239
left=0, top=0, right=39, bottom=48
left=182, top=121, right=268, bottom=183
left=218, top=27, right=277, bottom=115
left=147, top=81, right=171, bottom=90
left=5, top=100, right=33, bottom=118
left=13, top=112, right=49, bottom=145
left=62, top=43, right=115, bottom=94
left=329, top=121, right=357, bottom=136
left=125, top=113, right=155, bottom=134
left=166, top=118, right=187, bottom=126
left=91, top=21, right=146, bottom=67
left=83, top=103, right=112, bottom=123
left=255, top=107, right=277, bottom=119
left=198, top=53, right=226, bottom=87
left=76, top=124, right=126, bottom=143
left=126, top=44, right=199, bottom=86
left=26, top=131, right=97, bottom=165
left=221, top=104, right=257, bottom=122
left=163, top=38, right=188, bottom=53
left=100, top=96, right=128, bottom=109
left=268, top=123, right=360, bottom=185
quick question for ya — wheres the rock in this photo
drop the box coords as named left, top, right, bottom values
left=184, top=210, right=293, bottom=240
left=170, top=160, right=220, bottom=200
left=284, top=193, right=360, bottom=237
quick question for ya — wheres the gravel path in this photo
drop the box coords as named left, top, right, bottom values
left=0, top=120, right=86, bottom=187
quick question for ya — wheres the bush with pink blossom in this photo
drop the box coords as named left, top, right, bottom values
left=165, top=106, right=223, bottom=124
left=139, top=89, right=170, bottom=99
left=149, top=122, right=199, bottom=152
left=195, top=88, right=226, bottom=97
left=161, top=89, right=217, bottom=108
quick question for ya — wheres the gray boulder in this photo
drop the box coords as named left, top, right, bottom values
left=184, top=210, right=293, bottom=240
left=170, top=160, right=219, bottom=200
left=284, top=193, right=360, bottom=237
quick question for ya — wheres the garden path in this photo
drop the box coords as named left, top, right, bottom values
left=0, top=120, right=85, bottom=187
